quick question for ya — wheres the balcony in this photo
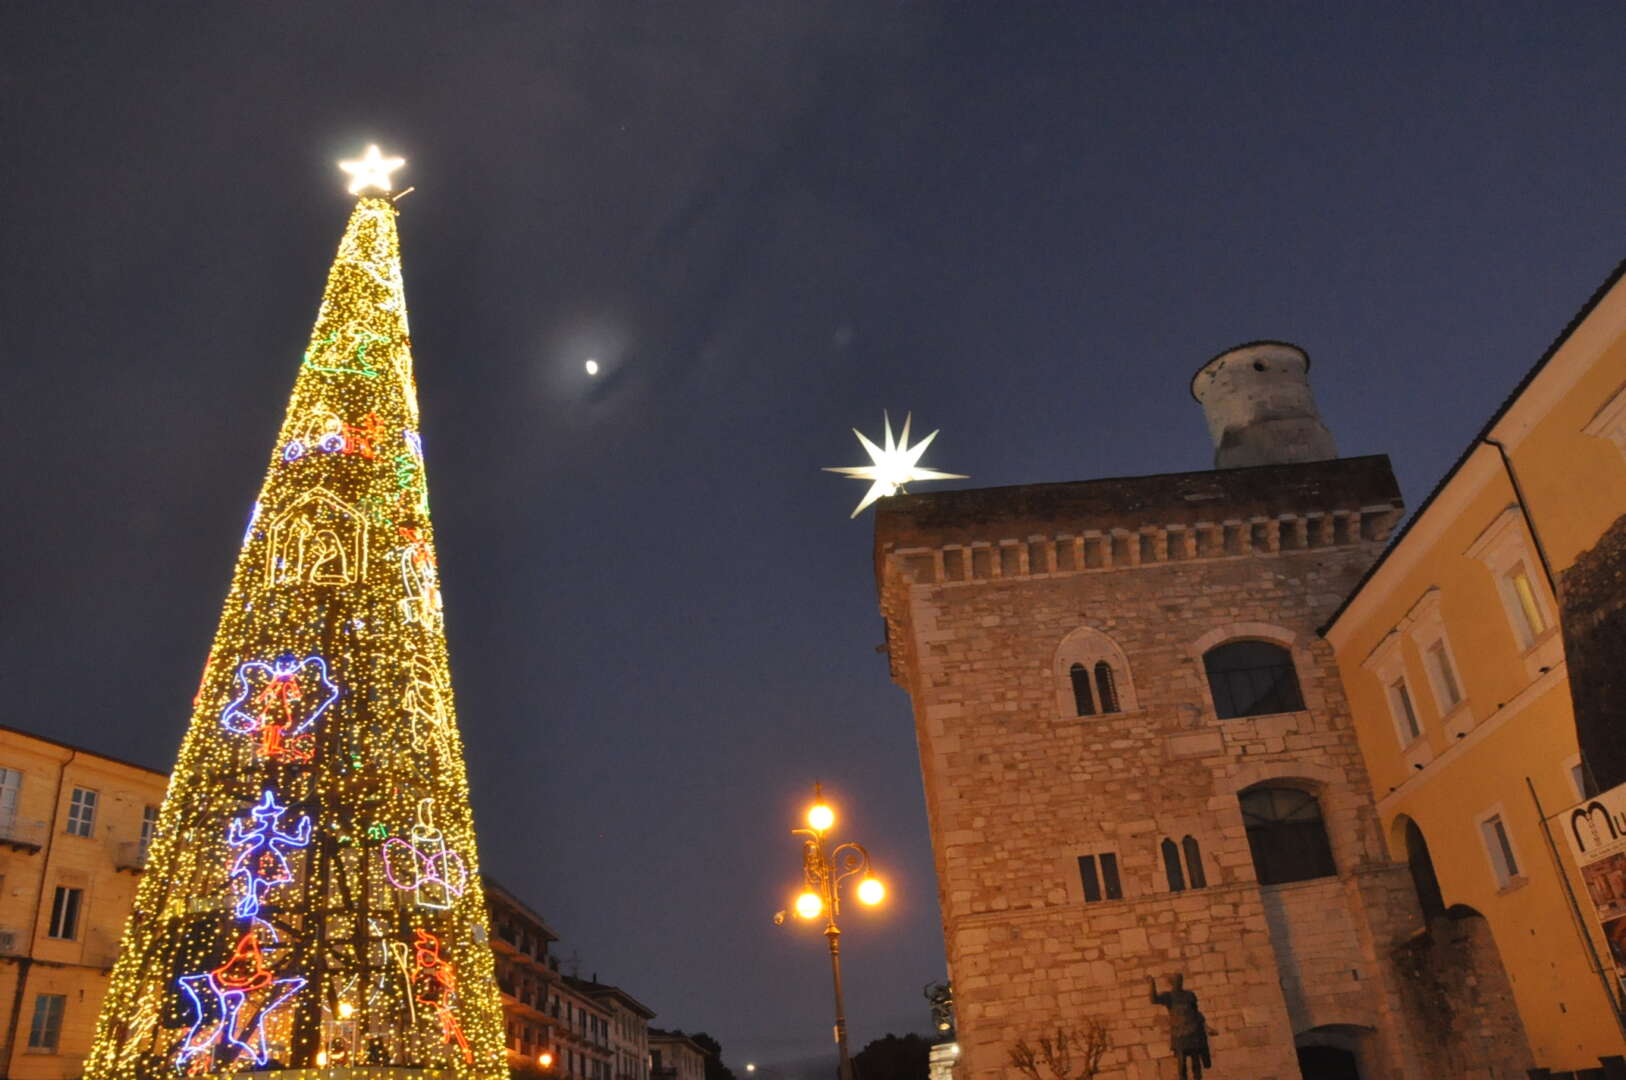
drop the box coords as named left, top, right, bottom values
left=114, top=842, right=150, bottom=873
left=0, top=819, right=45, bottom=854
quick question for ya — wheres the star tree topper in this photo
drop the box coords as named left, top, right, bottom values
left=339, top=144, right=406, bottom=194
left=825, top=412, right=967, bottom=518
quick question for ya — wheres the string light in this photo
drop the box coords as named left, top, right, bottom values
left=85, top=176, right=506, bottom=1079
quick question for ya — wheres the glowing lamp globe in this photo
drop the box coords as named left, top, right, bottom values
left=794, top=891, right=824, bottom=919
left=857, top=877, right=885, bottom=906
left=540, top=1053, right=555, bottom=1068
left=807, top=803, right=835, bottom=832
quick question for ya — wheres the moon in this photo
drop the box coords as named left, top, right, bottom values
left=584, top=358, right=600, bottom=376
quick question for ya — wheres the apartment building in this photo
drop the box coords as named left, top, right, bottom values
left=648, top=1030, right=707, bottom=1080
left=564, top=977, right=654, bottom=1080
left=0, top=726, right=169, bottom=1080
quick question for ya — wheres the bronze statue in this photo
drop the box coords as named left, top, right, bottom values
left=923, top=981, right=955, bottom=1038
left=1149, top=974, right=1211, bottom=1080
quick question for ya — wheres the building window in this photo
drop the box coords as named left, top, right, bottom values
left=1480, top=812, right=1521, bottom=888
left=1504, top=565, right=1549, bottom=646
left=1181, top=835, right=1207, bottom=889
left=1565, top=755, right=1588, bottom=799
left=1388, top=677, right=1421, bottom=744
left=65, top=788, right=96, bottom=837
left=27, top=994, right=64, bottom=1051
left=1055, top=627, right=1138, bottom=716
left=140, top=805, right=159, bottom=855
left=1161, top=838, right=1185, bottom=892
left=1424, top=640, right=1463, bottom=711
left=0, top=768, right=20, bottom=833
left=1069, top=664, right=1095, bottom=716
left=1076, top=852, right=1122, bottom=903
left=1203, top=641, right=1305, bottom=718
left=1239, top=786, right=1336, bottom=886
left=1093, top=662, right=1119, bottom=713
left=48, top=886, right=82, bottom=940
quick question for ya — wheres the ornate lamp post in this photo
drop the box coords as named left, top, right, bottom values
left=775, top=784, right=886, bottom=1080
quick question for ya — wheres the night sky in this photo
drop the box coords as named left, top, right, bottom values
left=6, top=2, right=1626, bottom=1071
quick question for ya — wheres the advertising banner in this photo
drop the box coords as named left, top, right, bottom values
left=1561, top=782, right=1626, bottom=973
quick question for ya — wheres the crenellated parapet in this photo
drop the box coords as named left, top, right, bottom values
left=873, top=455, right=1402, bottom=683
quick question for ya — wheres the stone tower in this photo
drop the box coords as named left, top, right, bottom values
left=871, top=346, right=1532, bottom=1079
left=1191, top=341, right=1337, bottom=469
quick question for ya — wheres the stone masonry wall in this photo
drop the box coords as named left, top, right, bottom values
left=874, top=460, right=1444, bottom=1080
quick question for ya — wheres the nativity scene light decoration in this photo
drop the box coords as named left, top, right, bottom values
left=83, top=147, right=507, bottom=1080
left=824, top=412, right=967, bottom=517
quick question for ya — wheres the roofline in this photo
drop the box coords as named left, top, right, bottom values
left=562, top=976, right=656, bottom=1018
left=878, top=451, right=1390, bottom=508
left=647, top=1031, right=708, bottom=1054
left=1319, top=249, right=1626, bottom=636
left=481, top=873, right=560, bottom=942
left=1189, top=339, right=1311, bottom=401
left=0, top=722, right=169, bottom=779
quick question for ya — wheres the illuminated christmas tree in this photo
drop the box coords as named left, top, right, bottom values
left=86, top=147, right=506, bottom=1080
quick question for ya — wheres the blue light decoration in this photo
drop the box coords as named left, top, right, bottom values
left=242, top=502, right=262, bottom=548
left=220, top=655, right=339, bottom=763
left=176, top=931, right=305, bottom=1070
left=227, top=790, right=313, bottom=921
left=404, top=429, right=423, bottom=460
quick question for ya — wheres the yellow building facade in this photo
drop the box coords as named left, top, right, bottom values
left=0, top=725, right=169, bottom=1079
left=1324, top=262, right=1626, bottom=1070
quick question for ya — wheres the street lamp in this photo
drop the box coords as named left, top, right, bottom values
left=775, top=783, right=885, bottom=1080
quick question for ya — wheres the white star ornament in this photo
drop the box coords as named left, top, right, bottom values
left=339, top=144, right=406, bottom=195
left=824, top=412, right=968, bottom=518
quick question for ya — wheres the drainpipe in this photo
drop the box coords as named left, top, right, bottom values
left=1479, top=437, right=1600, bottom=795
left=1482, top=437, right=1557, bottom=596
left=2, top=749, right=75, bottom=1078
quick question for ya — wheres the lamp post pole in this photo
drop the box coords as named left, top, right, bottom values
left=780, top=784, right=884, bottom=1080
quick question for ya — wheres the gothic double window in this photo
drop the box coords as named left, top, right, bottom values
left=1161, top=836, right=1208, bottom=891
left=1056, top=627, right=1137, bottom=717
left=1069, top=661, right=1121, bottom=716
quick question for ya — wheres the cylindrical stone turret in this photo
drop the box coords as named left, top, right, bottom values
left=1190, top=341, right=1338, bottom=469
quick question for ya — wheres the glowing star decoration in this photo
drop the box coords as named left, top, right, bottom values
left=339, top=144, right=406, bottom=195
left=823, top=411, right=967, bottom=518
left=412, top=930, right=472, bottom=1064
left=227, top=790, right=313, bottom=920
left=176, top=931, right=305, bottom=1070
left=220, top=655, right=340, bottom=762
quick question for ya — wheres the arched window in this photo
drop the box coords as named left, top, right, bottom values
left=1054, top=627, right=1138, bottom=717
left=1069, top=663, right=1096, bottom=716
left=1204, top=640, right=1305, bottom=718
left=1161, top=838, right=1185, bottom=892
left=1181, top=835, right=1207, bottom=889
left=1094, top=662, right=1119, bottom=713
left=1239, top=785, right=1336, bottom=885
